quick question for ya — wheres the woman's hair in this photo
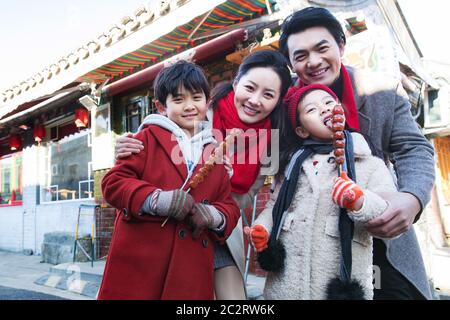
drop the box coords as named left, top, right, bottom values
left=210, top=50, right=292, bottom=125
left=276, top=102, right=303, bottom=179
left=154, top=60, right=210, bottom=105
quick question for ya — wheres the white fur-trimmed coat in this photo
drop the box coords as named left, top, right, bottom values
left=255, top=132, right=397, bottom=300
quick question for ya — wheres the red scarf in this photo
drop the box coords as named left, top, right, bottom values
left=213, top=91, right=272, bottom=194
left=298, top=64, right=360, bottom=131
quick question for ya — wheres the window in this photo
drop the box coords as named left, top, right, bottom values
left=125, top=99, right=142, bottom=133
left=0, top=153, right=23, bottom=206
left=123, top=95, right=155, bottom=133
left=42, top=130, right=93, bottom=202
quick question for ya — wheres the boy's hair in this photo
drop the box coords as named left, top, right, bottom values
left=279, top=7, right=346, bottom=62
left=153, top=60, right=210, bottom=105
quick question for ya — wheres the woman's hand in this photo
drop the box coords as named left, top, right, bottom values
left=115, top=133, right=144, bottom=160
left=223, top=155, right=234, bottom=178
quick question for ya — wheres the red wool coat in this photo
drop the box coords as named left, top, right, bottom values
left=98, top=125, right=240, bottom=300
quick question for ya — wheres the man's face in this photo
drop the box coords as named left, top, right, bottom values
left=287, top=26, right=345, bottom=86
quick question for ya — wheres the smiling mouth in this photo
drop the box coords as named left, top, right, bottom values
left=243, top=105, right=259, bottom=115
left=309, top=67, right=329, bottom=77
left=182, top=114, right=198, bottom=118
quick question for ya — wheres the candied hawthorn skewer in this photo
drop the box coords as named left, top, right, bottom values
left=331, top=104, right=346, bottom=173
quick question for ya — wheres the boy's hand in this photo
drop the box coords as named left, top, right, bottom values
left=244, top=225, right=269, bottom=252
left=186, top=204, right=223, bottom=238
left=155, top=190, right=195, bottom=221
left=332, top=172, right=364, bottom=211
left=115, top=133, right=144, bottom=160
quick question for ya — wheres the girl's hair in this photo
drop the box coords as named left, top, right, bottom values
left=210, top=50, right=292, bottom=126
left=154, top=60, right=210, bottom=105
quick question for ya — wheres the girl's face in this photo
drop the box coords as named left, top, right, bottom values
left=233, top=67, right=282, bottom=124
left=295, top=89, right=337, bottom=141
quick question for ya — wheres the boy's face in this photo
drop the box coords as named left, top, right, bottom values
left=295, top=89, right=337, bottom=141
left=287, top=26, right=345, bottom=87
left=156, top=85, right=208, bottom=137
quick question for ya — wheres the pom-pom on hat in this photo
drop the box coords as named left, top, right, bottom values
left=283, top=83, right=339, bottom=129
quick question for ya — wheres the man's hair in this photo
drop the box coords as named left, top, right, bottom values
left=279, top=7, right=346, bottom=61
left=153, top=60, right=210, bottom=105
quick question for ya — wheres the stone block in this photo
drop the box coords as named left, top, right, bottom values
left=41, top=231, right=93, bottom=265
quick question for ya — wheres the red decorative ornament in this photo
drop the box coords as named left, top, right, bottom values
left=33, top=124, right=45, bottom=143
left=74, top=107, right=89, bottom=128
left=9, top=134, right=22, bottom=151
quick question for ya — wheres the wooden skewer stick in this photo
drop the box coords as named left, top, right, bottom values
left=161, top=129, right=242, bottom=227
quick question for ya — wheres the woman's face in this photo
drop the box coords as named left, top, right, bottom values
left=233, top=67, right=282, bottom=124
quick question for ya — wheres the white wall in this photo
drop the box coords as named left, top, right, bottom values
left=0, top=206, right=24, bottom=252
left=0, top=144, right=95, bottom=254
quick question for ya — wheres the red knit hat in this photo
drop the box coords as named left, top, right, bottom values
left=283, top=84, right=339, bottom=128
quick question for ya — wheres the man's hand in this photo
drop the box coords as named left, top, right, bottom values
left=115, top=133, right=144, bottom=160
left=365, top=191, right=421, bottom=238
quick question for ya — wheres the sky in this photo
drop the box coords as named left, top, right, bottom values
left=0, top=1, right=449, bottom=92
left=0, top=0, right=149, bottom=92
left=397, top=0, right=450, bottom=64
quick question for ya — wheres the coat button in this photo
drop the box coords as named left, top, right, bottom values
left=202, top=199, right=209, bottom=204
left=178, top=229, right=186, bottom=239
left=122, top=208, right=129, bottom=217
left=202, top=239, right=209, bottom=248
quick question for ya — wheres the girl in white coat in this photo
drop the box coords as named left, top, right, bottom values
left=245, top=84, right=397, bottom=300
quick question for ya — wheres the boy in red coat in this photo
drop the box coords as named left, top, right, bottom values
left=98, top=61, right=240, bottom=300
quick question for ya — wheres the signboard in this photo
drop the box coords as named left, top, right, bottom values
left=91, top=103, right=114, bottom=170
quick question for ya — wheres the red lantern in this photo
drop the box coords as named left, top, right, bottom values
left=9, top=134, right=22, bottom=151
left=74, top=107, right=89, bottom=128
left=33, top=124, right=45, bottom=143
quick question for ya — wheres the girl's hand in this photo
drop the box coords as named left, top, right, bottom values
left=244, top=225, right=269, bottom=252
left=332, top=172, right=364, bottom=211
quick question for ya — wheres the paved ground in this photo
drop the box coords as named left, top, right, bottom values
left=0, top=250, right=92, bottom=300
left=3, top=248, right=447, bottom=300
left=0, top=285, right=67, bottom=300
left=0, top=250, right=265, bottom=300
